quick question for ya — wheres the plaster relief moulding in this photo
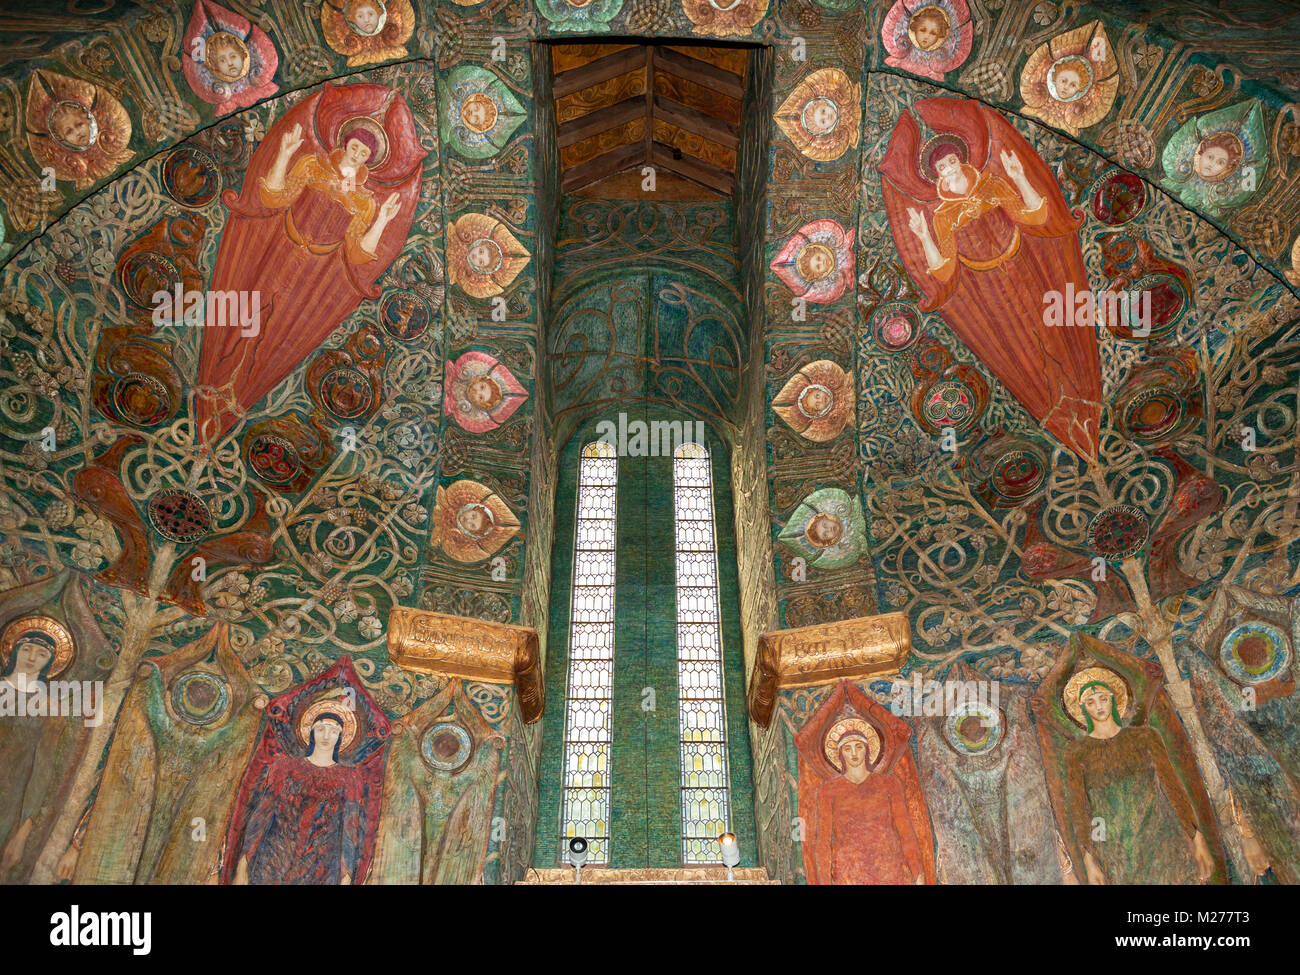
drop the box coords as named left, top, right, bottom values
left=387, top=606, right=544, bottom=723
left=748, top=612, right=912, bottom=727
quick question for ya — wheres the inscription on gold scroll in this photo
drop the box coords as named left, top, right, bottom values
left=748, top=612, right=911, bottom=726
left=387, top=606, right=543, bottom=722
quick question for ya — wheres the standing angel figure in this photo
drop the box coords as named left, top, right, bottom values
left=196, top=82, right=424, bottom=444
left=879, top=97, right=1101, bottom=462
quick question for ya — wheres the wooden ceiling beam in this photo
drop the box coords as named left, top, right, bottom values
left=557, top=96, right=647, bottom=148
left=650, top=141, right=733, bottom=195
left=652, top=93, right=739, bottom=149
left=653, top=46, right=745, bottom=100
left=552, top=46, right=648, bottom=99
left=561, top=141, right=647, bottom=194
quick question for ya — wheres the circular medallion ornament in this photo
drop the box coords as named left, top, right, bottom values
left=988, top=445, right=1047, bottom=504
left=924, top=380, right=977, bottom=430
left=459, top=92, right=498, bottom=134
left=943, top=700, right=1004, bottom=756
left=161, top=145, right=221, bottom=208
left=456, top=502, right=496, bottom=539
left=1046, top=55, right=1093, bottom=103
left=147, top=489, right=213, bottom=543
left=797, top=383, right=834, bottom=419
left=1119, top=272, right=1188, bottom=340
left=804, top=511, right=844, bottom=549
left=1122, top=387, right=1186, bottom=443
left=379, top=290, right=431, bottom=341
left=111, top=373, right=172, bottom=427
left=0, top=615, right=75, bottom=681
left=1090, top=171, right=1147, bottom=226
left=1220, top=620, right=1291, bottom=686
left=48, top=100, right=99, bottom=152
left=466, top=237, right=504, bottom=275
left=319, top=366, right=374, bottom=419
left=118, top=251, right=182, bottom=311
left=871, top=302, right=921, bottom=352
left=170, top=671, right=231, bottom=726
left=796, top=242, right=837, bottom=283
left=247, top=433, right=301, bottom=486
left=1086, top=503, right=1149, bottom=559
left=421, top=722, right=473, bottom=772
left=801, top=97, right=839, bottom=137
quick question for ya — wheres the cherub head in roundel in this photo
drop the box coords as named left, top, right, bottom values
left=444, top=350, right=529, bottom=433
left=1019, top=21, right=1118, bottom=137
left=774, top=68, right=862, bottom=162
left=1159, top=99, right=1265, bottom=216
left=882, top=0, right=973, bottom=83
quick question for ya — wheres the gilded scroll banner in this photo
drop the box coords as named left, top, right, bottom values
left=748, top=612, right=911, bottom=727
left=386, top=607, right=544, bottom=723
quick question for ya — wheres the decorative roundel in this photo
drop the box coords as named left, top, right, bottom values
left=923, top=380, right=977, bottom=431
left=319, top=366, right=374, bottom=419
left=247, top=433, right=301, bottom=486
left=1090, top=171, right=1147, bottom=226
left=871, top=302, right=921, bottom=352
left=943, top=701, right=1005, bottom=756
left=1086, top=503, right=1150, bottom=559
left=1122, top=386, right=1187, bottom=443
left=379, top=290, right=431, bottom=341
left=118, top=251, right=181, bottom=310
left=147, top=489, right=213, bottom=543
left=161, top=145, right=221, bottom=208
left=111, top=373, right=171, bottom=427
left=421, top=722, right=473, bottom=772
left=1129, top=272, right=1189, bottom=338
left=1220, top=620, right=1292, bottom=686
left=988, top=445, right=1047, bottom=504
left=170, top=671, right=231, bottom=726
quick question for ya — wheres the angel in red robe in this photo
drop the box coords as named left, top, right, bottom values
left=197, top=82, right=424, bottom=445
left=879, top=98, right=1101, bottom=462
left=221, top=657, right=389, bottom=885
left=797, top=681, right=937, bottom=885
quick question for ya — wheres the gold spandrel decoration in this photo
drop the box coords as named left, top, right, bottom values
left=748, top=612, right=911, bottom=727
left=387, top=607, right=543, bottom=723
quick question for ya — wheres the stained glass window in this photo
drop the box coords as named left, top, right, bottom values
left=673, top=441, right=732, bottom=863
left=559, top=440, right=618, bottom=864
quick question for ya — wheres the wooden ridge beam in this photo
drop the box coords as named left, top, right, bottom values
left=650, top=141, right=733, bottom=195
left=652, top=93, right=739, bottom=149
left=653, top=46, right=744, bottom=100
left=552, top=45, right=647, bottom=99
left=561, top=141, right=646, bottom=194
left=557, top=96, right=646, bottom=148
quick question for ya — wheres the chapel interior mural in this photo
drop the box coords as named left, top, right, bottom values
left=0, top=0, right=1298, bottom=887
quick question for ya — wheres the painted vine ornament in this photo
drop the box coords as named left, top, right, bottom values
left=25, top=71, right=132, bottom=190
left=771, top=359, right=854, bottom=442
left=439, top=67, right=527, bottom=159
left=321, top=0, right=415, bottom=67
left=181, top=0, right=279, bottom=115
left=1019, top=20, right=1118, bottom=137
left=881, top=0, right=973, bottom=82
left=774, top=68, right=862, bottom=162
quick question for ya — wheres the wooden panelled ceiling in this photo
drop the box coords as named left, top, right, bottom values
left=551, top=42, right=749, bottom=200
